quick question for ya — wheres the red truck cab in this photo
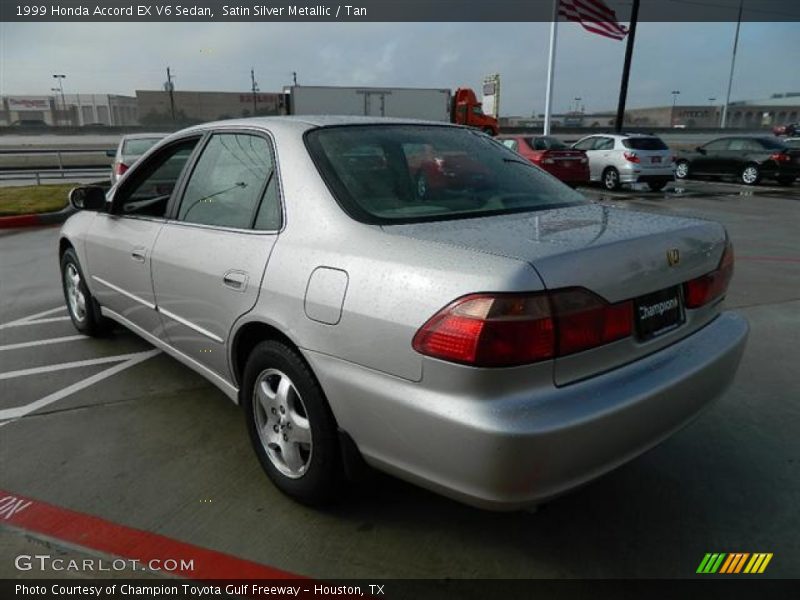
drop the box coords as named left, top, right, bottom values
left=451, top=88, right=499, bottom=136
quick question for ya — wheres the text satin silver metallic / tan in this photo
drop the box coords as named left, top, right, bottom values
left=59, top=116, right=748, bottom=510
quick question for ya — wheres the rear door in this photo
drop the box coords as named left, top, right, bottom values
left=150, top=130, right=282, bottom=381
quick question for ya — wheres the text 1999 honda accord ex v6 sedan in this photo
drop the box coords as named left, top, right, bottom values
left=59, top=117, right=748, bottom=510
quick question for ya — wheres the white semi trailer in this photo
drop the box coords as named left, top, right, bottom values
left=282, top=85, right=452, bottom=122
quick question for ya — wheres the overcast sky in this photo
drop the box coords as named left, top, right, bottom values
left=1, top=21, right=798, bottom=115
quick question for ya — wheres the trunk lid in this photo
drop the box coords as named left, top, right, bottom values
left=384, top=204, right=728, bottom=384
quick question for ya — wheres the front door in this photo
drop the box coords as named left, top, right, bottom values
left=84, top=137, right=201, bottom=337
left=151, top=131, right=282, bottom=381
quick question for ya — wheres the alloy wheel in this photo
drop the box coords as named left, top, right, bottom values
left=253, top=368, right=313, bottom=479
left=64, top=263, right=87, bottom=323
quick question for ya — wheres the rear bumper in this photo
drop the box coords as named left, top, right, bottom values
left=619, top=165, right=675, bottom=184
left=306, top=312, right=748, bottom=510
left=543, top=165, right=590, bottom=184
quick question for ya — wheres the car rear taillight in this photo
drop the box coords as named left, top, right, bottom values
left=769, top=152, right=791, bottom=162
left=684, top=242, right=734, bottom=309
left=549, top=288, right=633, bottom=356
left=412, top=294, right=555, bottom=367
left=115, top=162, right=129, bottom=176
left=623, top=151, right=640, bottom=163
left=412, top=288, right=633, bottom=367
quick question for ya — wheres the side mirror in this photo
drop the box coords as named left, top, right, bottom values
left=105, top=149, right=116, bottom=157
left=69, top=186, right=107, bottom=211
left=695, top=146, right=706, bottom=154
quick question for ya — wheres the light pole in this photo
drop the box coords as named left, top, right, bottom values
left=52, top=74, right=67, bottom=125
left=671, top=90, right=680, bottom=126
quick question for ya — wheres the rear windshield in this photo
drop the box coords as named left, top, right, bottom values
left=622, top=137, right=668, bottom=151
left=305, top=125, right=585, bottom=224
left=756, top=137, right=788, bottom=150
left=123, top=137, right=162, bottom=156
left=526, top=136, right=569, bottom=151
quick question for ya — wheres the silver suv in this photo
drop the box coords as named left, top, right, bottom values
left=572, top=133, right=674, bottom=191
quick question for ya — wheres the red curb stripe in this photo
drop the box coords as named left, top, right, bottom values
left=0, top=490, right=303, bottom=580
left=0, top=214, right=44, bottom=228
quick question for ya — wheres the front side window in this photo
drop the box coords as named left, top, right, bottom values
left=573, top=137, right=597, bottom=151
left=115, top=138, right=200, bottom=217
left=501, top=139, right=519, bottom=152
left=703, top=139, right=730, bottom=152
left=305, top=125, right=584, bottom=224
left=178, top=133, right=276, bottom=229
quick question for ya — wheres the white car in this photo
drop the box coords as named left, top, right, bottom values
left=572, top=133, right=675, bottom=191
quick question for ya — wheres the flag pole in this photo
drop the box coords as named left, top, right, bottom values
left=543, top=0, right=559, bottom=135
left=614, top=0, right=640, bottom=133
left=720, top=0, right=743, bottom=129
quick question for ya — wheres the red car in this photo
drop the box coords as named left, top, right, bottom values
left=498, top=135, right=590, bottom=186
left=406, top=145, right=494, bottom=199
left=773, top=123, right=798, bottom=137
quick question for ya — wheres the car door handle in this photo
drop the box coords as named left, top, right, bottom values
left=223, top=270, right=249, bottom=291
left=131, top=247, right=147, bottom=263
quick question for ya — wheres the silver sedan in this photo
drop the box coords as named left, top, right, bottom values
left=59, top=117, right=748, bottom=510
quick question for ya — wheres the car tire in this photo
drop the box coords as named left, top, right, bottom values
left=60, top=248, right=111, bottom=337
left=647, top=181, right=668, bottom=192
left=242, top=340, right=342, bottom=506
left=776, top=176, right=796, bottom=186
left=741, top=164, right=761, bottom=185
left=482, top=127, right=495, bottom=136
left=602, top=167, right=621, bottom=191
left=674, top=160, right=690, bottom=180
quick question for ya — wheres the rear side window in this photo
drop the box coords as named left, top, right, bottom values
left=594, top=137, right=614, bottom=150
left=122, top=137, right=162, bottom=156
left=622, top=137, right=668, bottom=151
left=728, top=138, right=763, bottom=151
left=178, top=133, right=276, bottom=229
left=305, top=125, right=585, bottom=224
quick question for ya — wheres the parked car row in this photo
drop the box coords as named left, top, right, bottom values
left=675, top=136, right=800, bottom=186
left=498, top=131, right=799, bottom=190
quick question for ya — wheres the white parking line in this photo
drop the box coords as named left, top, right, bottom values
left=0, top=306, right=67, bottom=329
left=0, top=335, right=88, bottom=352
left=0, top=352, right=157, bottom=381
left=0, top=349, right=161, bottom=424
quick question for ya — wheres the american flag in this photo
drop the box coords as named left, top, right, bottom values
left=559, top=0, right=629, bottom=41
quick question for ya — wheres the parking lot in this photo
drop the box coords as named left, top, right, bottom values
left=1, top=178, right=798, bottom=580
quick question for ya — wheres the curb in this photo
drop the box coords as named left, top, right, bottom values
left=0, top=205, right=77, bottom=229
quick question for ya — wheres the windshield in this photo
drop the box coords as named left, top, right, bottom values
left=305, top=125, right=585, bottom=224
left=123, top=137, right=163, bottom=156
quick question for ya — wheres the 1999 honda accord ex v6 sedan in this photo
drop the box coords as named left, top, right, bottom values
left=59, top=117, right=748, bottom=510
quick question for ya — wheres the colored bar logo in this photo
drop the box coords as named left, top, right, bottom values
left=697, top=553, right=773, bottom=574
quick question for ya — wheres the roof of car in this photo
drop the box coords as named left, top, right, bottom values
left=121, top=132, right=169, bottom=140
left=180, top=115, right=463, bottom=136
